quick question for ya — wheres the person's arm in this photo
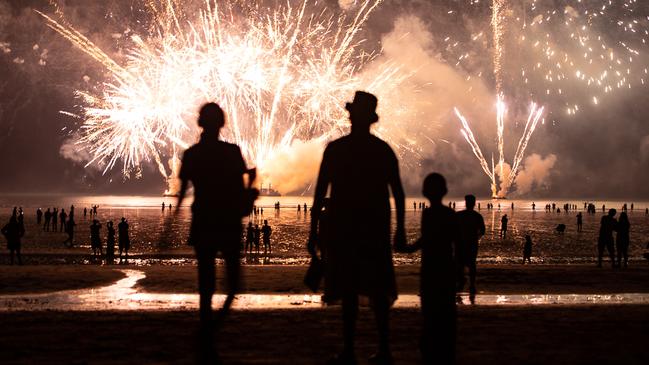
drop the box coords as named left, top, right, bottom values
left=308, top=147, right=331, bottom=257
left=478, top=216, right=486, bottom=238
left=388, top=152, right=406, bottom=250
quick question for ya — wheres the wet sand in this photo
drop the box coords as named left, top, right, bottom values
left=0, top=306, right=647, bottom=364
left=0, top=266, right=124, bottom=294
left=1, top=264, right=647, bottom=295
left=135, top=264, right=649, bottom=295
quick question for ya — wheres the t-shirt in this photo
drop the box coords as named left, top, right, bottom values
left=179, top=138, right=246, bottom=218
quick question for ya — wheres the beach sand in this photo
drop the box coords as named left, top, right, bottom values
left=0, top=306, right=647, bottom=364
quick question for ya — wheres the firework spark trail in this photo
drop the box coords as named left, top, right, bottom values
left=38, top=0, right=409, bottom=191
left=454, top=108, right=497, bottom=197
left=508, top=102, right=544, bottom=189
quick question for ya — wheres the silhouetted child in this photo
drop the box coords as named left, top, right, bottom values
left=400, top=173, right=458, bottom=365
left=523, top=235, right=532, bottom=264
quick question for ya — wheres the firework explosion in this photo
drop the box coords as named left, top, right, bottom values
left=453, top=0, right=648, bottom=197
left=37, top=0, right=409, bottom=194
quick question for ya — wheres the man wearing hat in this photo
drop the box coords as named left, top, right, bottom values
left=309, top=91, right=406, bottom=364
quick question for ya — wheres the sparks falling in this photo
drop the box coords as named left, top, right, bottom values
left=456, top=0, right=547, bottom=198
left=37, top=0, right=408, bottom=193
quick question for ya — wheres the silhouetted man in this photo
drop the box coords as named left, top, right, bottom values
left=59, top=209, right=67, bottom=232
left=400, top=173, right=459, bottom=365
left=597, top=209, right=617, bottom=267
left=456, top=194, right=485, bottom=304
left=2, top=214, right=25, bottom=265
left=43, top=208, right=51, bottom=231
left=63, top=216, right=76, bottom=248
left=177, top=102, right=257, bottom=326
left=118, top=217, right=130, bottom=263
left=576, top=212, right=583, bottom=232
left=262, top=220, right=272, bottom=254
left=309, top=91, right=405, bottom=364
left=52, top=208, right=58, bottom=230
left=245, top=222, right=254, bottom=253
left=36, top=208, right=43, bottom=225
left=500, top=214, right=508, bottom=239
left=90, top=219, right=102, bottom=258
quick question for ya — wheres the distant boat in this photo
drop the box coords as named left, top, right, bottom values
left=260, top=183, right=281, bottom=197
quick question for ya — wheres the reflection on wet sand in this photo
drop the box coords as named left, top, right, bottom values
left=0, top=269, right=648, bottom=311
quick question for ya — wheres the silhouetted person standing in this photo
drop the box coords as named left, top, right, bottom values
left=63, top=216, right=76, bottom=248
left=245, top=222, right=255, bottom=253
left=456, top=194, right=485, bottom=304
left=576, top=212, right=583, bottom=232
left=500, top=214, right=508, bottom=239
left=36, top=208, right=43, bottom=225
left=177, top=102, right=257, bottom=326
left=59, top=209, right=67, bottom=232
left=2, top=215, right=24, bottom=265
left=106, top=221, right=116, bottom=264
left=523, top=235, right=533, bottom=264
left=616, top=212, right=630, bottom=268
left=44, top=208, right=51, bottom=231
left=400, top=173, right=458, bottom=365
left=90, top=219, right=102, bottom=258
left=308, top=91, right=405, bottom=364
left=598, top=209, right=617, bottom=268
left=83, top=207, right=87, bottom=218
left=262, top=220, right=272, bottom=254
left=52, top=208, right=58, bottom=231
left=253, top=224, right=261, bottom=254
left=118, top=217, right=130, bottom=263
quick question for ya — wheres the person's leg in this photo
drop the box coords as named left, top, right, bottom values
left=9, top=249, right=14, bottom=265
left=221, top=249, right=241, bottom=317
left=371, top=296, right=391, bottom=358
left=607, top=240, right=615, bottom=266
left=341, top=294, right=359, bottom=356
left=16, top=247, right=21, bottom=265
left=196, top=246, right=216, bottom=324
left=623, top=244, right=629, bottom=267
left=469, top=260, right=477, bottom=302
left=597, top=241, right=604, bottom=267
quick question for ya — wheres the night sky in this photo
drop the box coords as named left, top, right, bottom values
left=1, top=0, right=649, bottom=198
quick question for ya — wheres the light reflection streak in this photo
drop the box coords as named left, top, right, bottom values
left=0, top=270, right=648, bottom=311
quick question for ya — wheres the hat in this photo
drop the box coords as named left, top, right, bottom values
left=345, top=91, right=378, bottom=122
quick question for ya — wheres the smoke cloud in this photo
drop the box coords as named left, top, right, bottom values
left=260, top=139, right=325, bottom=194
left=513, top=153, right=557, bottom=195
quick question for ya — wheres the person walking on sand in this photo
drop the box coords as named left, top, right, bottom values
left=176, top=102, right=257, bottom=328
left=262, top=220, right=272, bottom=254
left=308, top=91, right=406, bottom=364
left=2, top=214, right=25, bottom=265
left=616, top=212, right=630, bottom=268
left=456, top=194, right=485, bottom=304
left=597, top=209, right=617, bottom=268
left=500, top=214, right=508, bottom=239
left=106, top=221, right=116, bottom=264
left=576, top=212, right=583, bottom=232
left=90, top=219, right=103, bottom=258
left=398, top=173, right=459, bottom=365
left=523, top=235, right=533, bottom=264
left=63, top=216, right=76, bottom=248
left=118, top=217, right=130, bottom=263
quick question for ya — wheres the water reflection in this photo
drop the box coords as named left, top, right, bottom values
left=0, top=270, right=648, bottom=311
